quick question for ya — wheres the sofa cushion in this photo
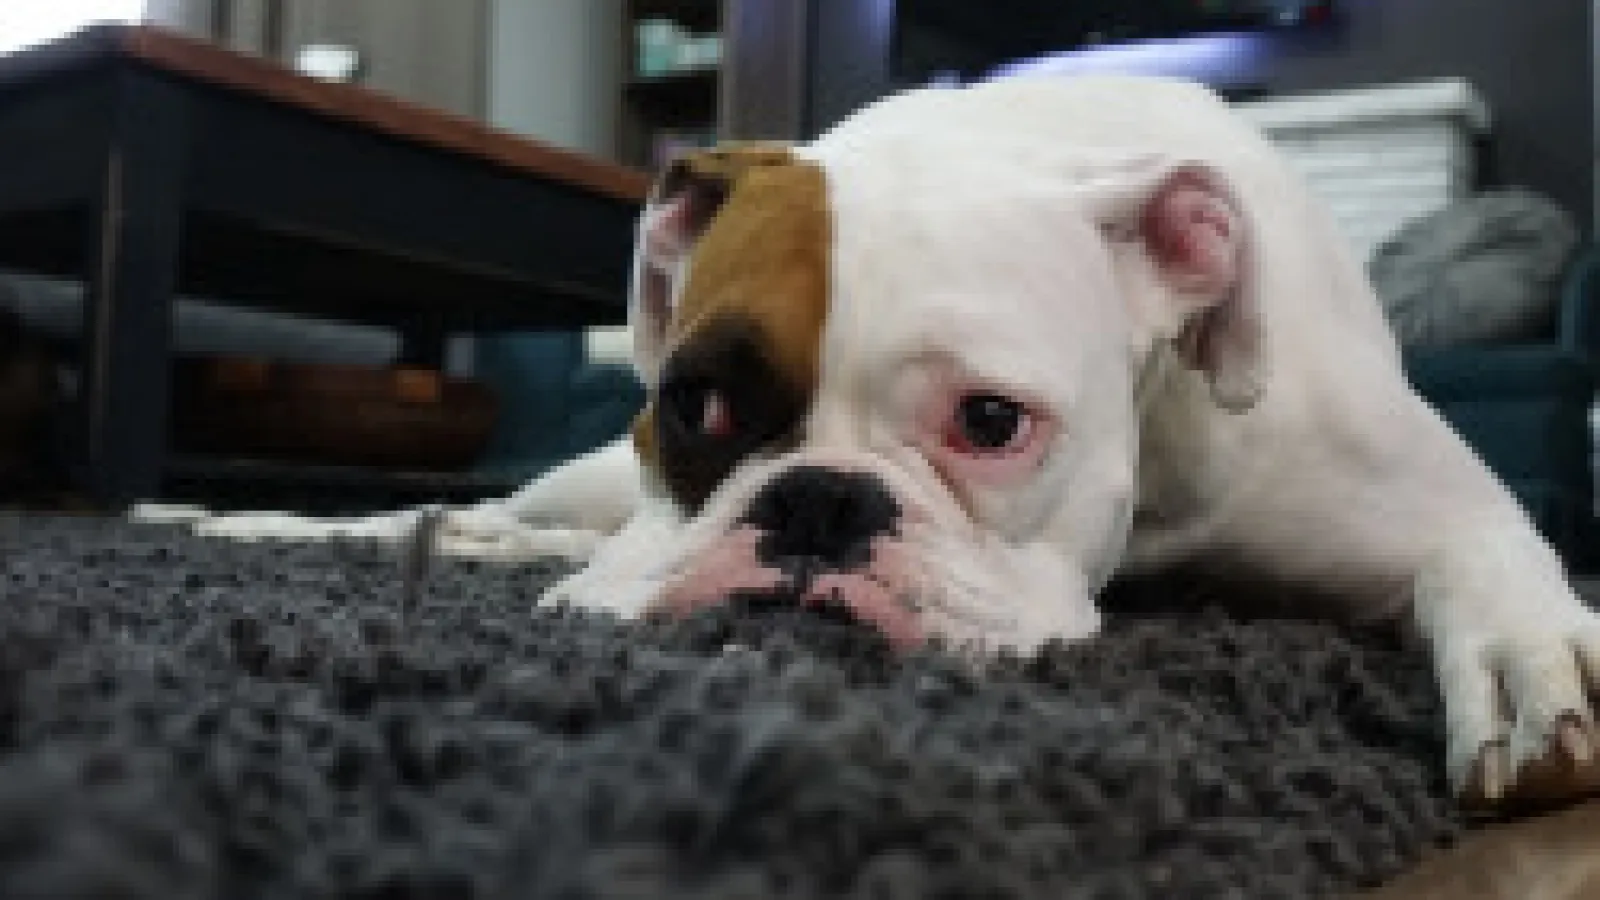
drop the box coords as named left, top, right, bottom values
left=472, top=334, right=643, bottom=478
left=1404, top=347, right=1593, bottom=402
left=1370, top=189, right=1578, bottom=346
left=1500, top=478, right=1593, bottom=562
left=565, top=366, right=645, bottom=457
left=1426, top=396, right=1589, bottom=481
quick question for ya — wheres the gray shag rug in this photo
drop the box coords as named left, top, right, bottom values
left=0, top=514, right=1463, bottom=899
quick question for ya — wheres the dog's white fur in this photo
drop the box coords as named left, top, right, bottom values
left=145, top=76, right=1600, bottom=801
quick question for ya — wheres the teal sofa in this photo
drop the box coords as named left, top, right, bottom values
left=1402, top=247, right=1599, bottom=570
left=472, top=333, right=643, bottom=482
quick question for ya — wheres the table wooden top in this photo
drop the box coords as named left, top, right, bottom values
left=0, top=23, right=652, bottom=204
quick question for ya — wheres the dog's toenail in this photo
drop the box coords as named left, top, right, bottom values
left=1478, top=741, right=1509, bottom=801
left=1557, top=714, right=1592, bottom=764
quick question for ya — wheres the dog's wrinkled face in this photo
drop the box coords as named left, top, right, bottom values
left=622, top=141, right=1257, bottom=652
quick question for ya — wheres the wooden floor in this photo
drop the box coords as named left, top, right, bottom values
left=1363, top=798, right=1600, bottom=899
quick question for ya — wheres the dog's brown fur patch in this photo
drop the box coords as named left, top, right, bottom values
left=631, top=148, right=830, bottom=479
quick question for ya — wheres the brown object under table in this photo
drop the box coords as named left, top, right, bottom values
left=0, top=24, right=649, bottom=507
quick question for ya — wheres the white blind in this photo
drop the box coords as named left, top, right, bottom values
left=0, top=0, right=146, bottom=55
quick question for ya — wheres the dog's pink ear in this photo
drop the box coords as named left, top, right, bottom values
left=630, top=145, right=793, bottom=383
left=630, top=160, right=724, bottom=381
left=1099, top=163, right=1264, bottom=412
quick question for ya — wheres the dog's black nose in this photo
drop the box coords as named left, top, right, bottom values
left=741, top=465, right=900, bottom=570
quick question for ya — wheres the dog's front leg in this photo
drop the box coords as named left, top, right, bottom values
left=1414, top=509, right=1600, bottom=804
left=480, top=435, right=643, bottom=534
left=429, top=435, right=646, bottom=562
left=540, top=493, right=689, bottom=620
left=151, top=436, right=644, bottom=563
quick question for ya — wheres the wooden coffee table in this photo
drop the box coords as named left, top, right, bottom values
left=0, top=24, right=650, bottom=507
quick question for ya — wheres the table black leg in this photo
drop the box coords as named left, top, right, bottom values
left=77, top=70, right=189, bottom=508
left=397, top=320, right=451, bottom=370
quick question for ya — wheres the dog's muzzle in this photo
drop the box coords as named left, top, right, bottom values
left=657, top=465, right=926, bottom=645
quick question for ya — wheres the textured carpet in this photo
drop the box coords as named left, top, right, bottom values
left=0, top=514, right=1463, bottom=898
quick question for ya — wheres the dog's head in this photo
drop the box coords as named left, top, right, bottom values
left=619, top=122, right=1266, bottom=652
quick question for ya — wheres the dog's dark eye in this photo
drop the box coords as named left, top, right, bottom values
left=662, top=379, right=736, bottom=439
left=953, top=393, right=1028, bottom=452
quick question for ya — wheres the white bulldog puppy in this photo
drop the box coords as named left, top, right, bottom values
left=152, top=75, right=1600, bottom=806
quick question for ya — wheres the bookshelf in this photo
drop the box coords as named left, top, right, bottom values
left=618, top=0, right=724, bottom=171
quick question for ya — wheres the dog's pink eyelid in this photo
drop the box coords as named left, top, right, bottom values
left=907, top=383, right=1052, bottom=493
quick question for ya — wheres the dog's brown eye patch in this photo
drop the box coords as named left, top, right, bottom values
left=653, top=318, right=807, bottom=512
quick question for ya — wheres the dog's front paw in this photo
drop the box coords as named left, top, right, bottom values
left=541, top=566, right=659, bottom=620
left=1430, top=606, right=1600, bottom=808
left=534, top=506, right=687, bottom=620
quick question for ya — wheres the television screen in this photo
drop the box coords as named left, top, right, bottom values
left=893, top=0, right=1335, bottom=83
